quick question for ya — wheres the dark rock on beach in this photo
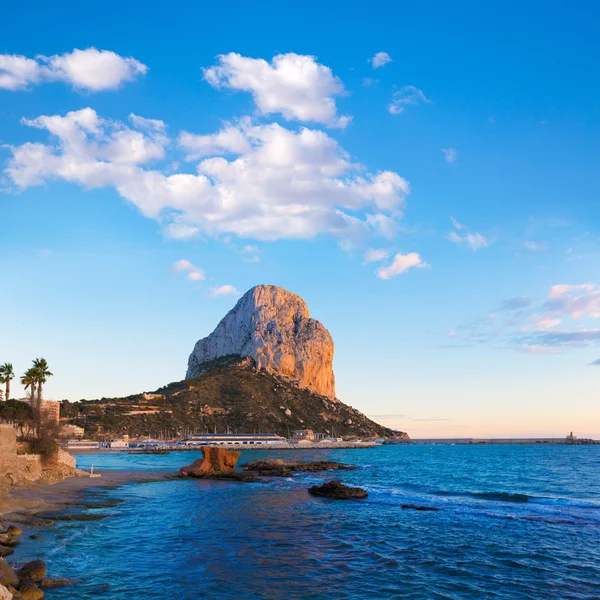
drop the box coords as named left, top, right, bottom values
left=308, top=480, right=368, bottom=500
left=243, top=459, right=356, bottom=477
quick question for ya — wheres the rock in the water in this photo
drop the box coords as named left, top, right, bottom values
left=400, top=504, right=440, bottom=511
left=6, top=527, right=21, bottom=538
left=308, top=480, right=368, bottom=500
left=18, top=580, right=44, bottom=600
left=0, top=558, right=18, bottom=587
left=0, top=547, right=13, bottom=558
left=186, top=285, right=336, bottom=398
left=39, top=578, right=75, bottom=589
left=179, top=447, right=240, bottom=478
left=17, top=560, right=46, bottom=583
left=243, top=459, right=355, bottom=477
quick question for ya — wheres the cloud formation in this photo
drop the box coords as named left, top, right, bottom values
left=364, top=248, right=389, bottom=263
left=442, top=147, right=457, bottom=163
left=0, top=48, right=147, bottom=91
left=450, top=283, right=600, bottom=355
left=210, top=285, right=240, bottom=297
left=5, top=108, right=409, bottom=244
left=171, top=259, right=205, bottom=281
left=203, top=53, right=350, bottom=128
left=370, top=52, right=392, bottom=69
left=448, top=231, right=489, bottom=250
left=388, top=86, right=430, bottom=115
left=376, top=252, right=427, bottom=279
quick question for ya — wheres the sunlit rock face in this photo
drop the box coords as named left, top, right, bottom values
left=186, top=285, right=336, bottom=398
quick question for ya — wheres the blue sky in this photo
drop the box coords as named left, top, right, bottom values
left=1, top=0, right=599, bottom=437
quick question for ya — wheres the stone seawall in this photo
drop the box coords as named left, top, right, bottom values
left=0, top=424, right=79, bottom=483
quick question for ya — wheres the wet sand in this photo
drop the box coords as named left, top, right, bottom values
left=0, top=470, right=175, bottom=523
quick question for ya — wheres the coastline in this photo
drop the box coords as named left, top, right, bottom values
left=0, top=469, right=174, bottom=523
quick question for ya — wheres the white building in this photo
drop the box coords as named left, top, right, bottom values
left=66, top=439, right=100, bottom=449
left=109, top=439, right=129, bottom=448
left=184, top=433, right=286, bottom=446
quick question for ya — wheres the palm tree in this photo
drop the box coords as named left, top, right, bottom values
left=20, top=368, right=37, bottom=403
left=0, top=363, right=15, bottom=402
left=32, top=358, right=53, bottom=403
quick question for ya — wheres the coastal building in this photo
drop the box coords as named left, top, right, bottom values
left=293, top=429, right=315, bottom=441
left=184, top=433, right=286, bottom=446
left=66, top=439, right=100, bottom=449
left=109, top=439, right=129, bottom=448
left=60, top=424, right=85, bottom=438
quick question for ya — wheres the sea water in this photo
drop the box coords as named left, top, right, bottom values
left=13, top=445, right=600, bottom=599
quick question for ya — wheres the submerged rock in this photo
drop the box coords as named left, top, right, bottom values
left=243, top=459, right=355, bottom=477
left=17, top=560, right=46, bottom=583
left=400, top=504, right=440, bottom=512
left=308, top=480, right=368, bottom=500
left=179, top=447, right=241, bottom=478
left=39, top=577, right=75, bottom=588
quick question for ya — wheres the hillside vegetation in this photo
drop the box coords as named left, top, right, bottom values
left=61, top=357, right=407, bottom=440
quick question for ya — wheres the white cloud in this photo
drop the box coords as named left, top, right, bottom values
left=517, top=345, right=561, bottom=355
left=242, top=245, right=259, bottom=253
left=364, top=248, right=389, bottom=263
left=388, top=86, right=431, bottom=115
left=5, top=108, right=409, bottom=243
left=448, top=231, right=489, bottom=251
left=0, top=54, right=43, bottom=90
left=545, top=284, right=600, bottom=319
left=211, top=285, right=240, bottom=297
left=0, top=48, right=147, bottom=91
left=442, top=147, right=457, bottom=163
left=523, top=240, right=546, bottom=251
left=203, top=53, right=350, bottom=128
left=370, top=52, right=392, bottom=69
left=179, top=122, right=250, bottom=160
left=531, top=316, right=561, bottom=330
left=171, top=259, right=205, bottom=281
left=376, top=252, right=427, bottom=279
left=450, top=216, right=465, bottom=230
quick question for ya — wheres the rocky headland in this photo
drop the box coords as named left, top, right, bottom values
left=61, top=285, right=409, bottom=440
left=186, top=285, right=336, bottom=398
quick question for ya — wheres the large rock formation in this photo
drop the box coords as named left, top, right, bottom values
left=186, top=285, right=336, bottom=399
left=179, top=447, right=241, bottom=478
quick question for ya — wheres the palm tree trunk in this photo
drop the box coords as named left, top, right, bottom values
left=5, top=379, right=9, bottom=402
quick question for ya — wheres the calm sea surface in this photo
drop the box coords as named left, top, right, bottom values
left=14, top=445, right=600, bottom=599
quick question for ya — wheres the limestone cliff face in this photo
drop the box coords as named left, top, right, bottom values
left=186, top=285, right=336, bottom=398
